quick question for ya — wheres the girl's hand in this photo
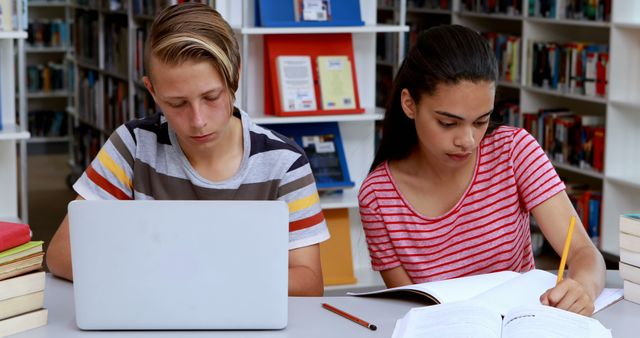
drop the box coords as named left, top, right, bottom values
left=540, top=277, right=595, bottom=316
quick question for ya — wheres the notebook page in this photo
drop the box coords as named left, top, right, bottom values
left=470, top=269, right=557, bottom=315
left=350, top=270, right=519, bottom=303
left=393, top=302, right=502, bottom=338
left=502, top=305, right=612, bottom=338
left=594, top=288, right=623, bottom=313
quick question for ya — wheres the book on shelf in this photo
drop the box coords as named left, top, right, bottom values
left=462, top=0, right=521, bottom=15
left=276, top=55, right=318, bottom=112
left=528, top=0, right=611, bottom=21
left=256, top=0, right=362, bottom=27
left=0, top=222, right=31, bottom=253
left=268, top=122, right=354, bottom=191
left=294, top=0, right=332, bottom=22
left=316, top=55, right=356, bottom=110
left=407, top=0, right=450, bottom=10
left=566, top=184, right=602, bottom=245
left=482, top=32, right=521, bottom=84
left=392, top=301, right=611, bottom=338
left=264, top=33, right=363, bottom=116
left=526, top=39, right=608, bottom=98
left=522, top=109, right=605, bottom=173
left=27, top=19, right=69, bottom=48
left=0, top=0, right=13, bottom=31
left=349, top=269, right=622, bottom=315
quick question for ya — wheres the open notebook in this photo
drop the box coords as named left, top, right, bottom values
left=392, top=302, right=611, bottom=338
left=349, top=269, right=622, bottom=315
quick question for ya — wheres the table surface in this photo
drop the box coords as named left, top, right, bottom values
left=11, top=271, right=640, bottom=338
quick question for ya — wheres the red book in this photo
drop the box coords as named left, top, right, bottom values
left=0, top=222, right=31, bottom=252
left=592, top=127, right=605, bottom=172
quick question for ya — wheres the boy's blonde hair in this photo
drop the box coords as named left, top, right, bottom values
left=146, top=3, right=240, bottom=107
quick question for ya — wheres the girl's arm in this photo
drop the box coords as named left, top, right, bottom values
left=531, top=191, right=606, bottom=315
left=381, top=265, right=413, bottom=288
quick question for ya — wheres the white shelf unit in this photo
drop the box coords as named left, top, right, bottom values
left=1, top=1, right=30, bottom=223
left=374, top=1, right=640, bottom=257
left=25, top=1, right=75, bottom=152
left=217, top=0, right=408, bottom=291
left=603, top=2, right=640, bottom=254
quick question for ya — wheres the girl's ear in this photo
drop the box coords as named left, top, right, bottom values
left=400, top=88, right=417, bottom=120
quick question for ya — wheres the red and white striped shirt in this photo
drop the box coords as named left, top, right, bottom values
left=358, top=126, right=565, bottom=283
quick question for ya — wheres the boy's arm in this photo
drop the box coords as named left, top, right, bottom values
left=46, top=195, right=84, bottom=281
left=288, top=244, right=324, bottom=296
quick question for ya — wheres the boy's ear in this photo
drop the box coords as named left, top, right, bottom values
left=400, top=88, right=417, bottom=120
left=142, top=76, right=157, bottom=100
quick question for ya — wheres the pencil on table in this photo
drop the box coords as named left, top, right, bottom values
left=321, top=303, right=377, bottom=331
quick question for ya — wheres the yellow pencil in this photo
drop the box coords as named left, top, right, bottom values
left=557, top=215, right=576, bottom=284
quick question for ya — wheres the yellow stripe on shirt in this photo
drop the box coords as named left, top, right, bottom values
left=288, top=192, right=320, bottom=214
left=97, top=149, right=132, bottom=189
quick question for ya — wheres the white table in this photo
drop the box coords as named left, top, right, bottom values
left=11, top=271, right=639, bottom=337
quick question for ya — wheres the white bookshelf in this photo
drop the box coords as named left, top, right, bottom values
left=217, top=0, right=408, bottom=291
left=376, top=1, right=640, bottom=258
left=1, top=1, right=30, bottom=223
left=25, top=0, right=74, bottom=170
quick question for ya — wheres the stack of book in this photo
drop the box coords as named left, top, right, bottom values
left=0, top=221, right=48, bottom=336
left=619, top=214, right=640, bottom=305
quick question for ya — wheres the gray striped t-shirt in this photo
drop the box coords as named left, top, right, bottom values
left=73, top=109, right=330, bottom=249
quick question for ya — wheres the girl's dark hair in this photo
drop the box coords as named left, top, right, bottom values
left=370, top=25, right=499, bottom=172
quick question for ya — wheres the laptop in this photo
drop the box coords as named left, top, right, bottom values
left=68, top=200, right=289, bottom=330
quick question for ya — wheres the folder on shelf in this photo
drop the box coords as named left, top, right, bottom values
left=264, top=33, right=364, bottom=116
left=268, top=122, right=354, bottom=191
left=319, top=208, right=356, bottom=285
left=256, top=0, right=364, bottom=27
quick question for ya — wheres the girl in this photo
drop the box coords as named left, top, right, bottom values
left=46, top=3, right=329, bottom=296
left=358, top=25, right=605, bottom=315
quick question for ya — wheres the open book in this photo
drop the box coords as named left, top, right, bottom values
left=392, top=302, right=611, bottom=338
left=349, top=269, right=622, bottom=315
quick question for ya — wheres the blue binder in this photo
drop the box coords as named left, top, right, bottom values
left=267, top=122, right=355, bottom=191
left=256, top=0, right=364, bottom=27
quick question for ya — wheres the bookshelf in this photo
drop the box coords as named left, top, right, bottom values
left=67, top=0, right=216, bottom=176
left=25, top=1, right=74, bottom=146
left=216, top=0, right=408, bottom=291
left=1, top=0, right=30, bottom=223
left=371, top=0, right=640, bottom=262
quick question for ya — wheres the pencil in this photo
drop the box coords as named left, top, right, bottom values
left=321, top=303, right=377, bottom=331
left=557, top=215, right=576, bottom=284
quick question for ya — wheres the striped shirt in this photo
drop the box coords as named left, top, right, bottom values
left=74, top=109, right=330, bottom=249
left=358, top=126, right=565, bottom=283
